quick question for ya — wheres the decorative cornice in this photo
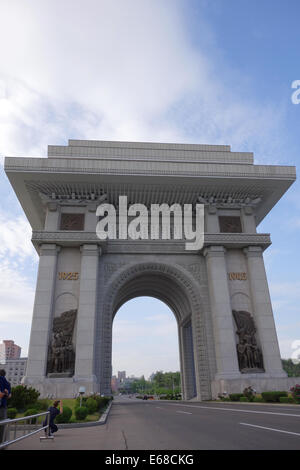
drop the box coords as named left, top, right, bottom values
left=198, top=195, right=262, bottom=208
left=5, top=157, right=296, bottom=180
left=31, top=231, right=271, bottom=253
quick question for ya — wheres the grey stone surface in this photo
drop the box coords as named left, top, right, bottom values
left=4, top=139, right=298, bottom=399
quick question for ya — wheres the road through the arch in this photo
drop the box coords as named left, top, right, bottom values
left=8, top=396, right=300, bottom=450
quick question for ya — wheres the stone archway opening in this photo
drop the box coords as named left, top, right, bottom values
left=112, top=296, right=180, bottom=393
left=100, top=263, right=208, bottom=400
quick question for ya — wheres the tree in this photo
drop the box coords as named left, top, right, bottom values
left=152, top=371, right=181, bottom=393
left=9, top=385, right=40, bottom=411
left=282, top=359, right=300, bottom=377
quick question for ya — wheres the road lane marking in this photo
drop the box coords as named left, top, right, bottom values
left=157, top=403, right=300, bottom=418
left=176, top=411, right=192, bottom=415
left=156, top=407, right=164, bottom=410
left=240, top=422, right=300, bottom=437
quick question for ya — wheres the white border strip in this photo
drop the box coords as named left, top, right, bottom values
left=157, top=402, right=300, bottom=418
left=240, top=422, right=300, bottom=437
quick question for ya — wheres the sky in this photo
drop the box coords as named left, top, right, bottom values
left=0, top=0, right=299, bottom=378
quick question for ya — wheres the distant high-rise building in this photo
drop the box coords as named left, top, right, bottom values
left=0, top=340, right=21, bottom=362
left=118, top=371, right=126, bottom=382
left=111, top=375, right=119, bottom=393
left=0, top=358, right=28, bottom=387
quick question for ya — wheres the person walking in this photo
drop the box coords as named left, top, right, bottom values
left=44, top=400, right=63, bottom=436
left=0, top=369, right=11, bottom=445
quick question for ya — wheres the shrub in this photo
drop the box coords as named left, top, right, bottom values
left=243, top=386, right=256, bottom=402
left=253, top=396, right=263, bottom=403
left=7, top=408, right=17, bottom=419
left=261, top=391, right=288, bottom=403
left=75, top=406, right=88, bottom=420
left=24, top=408, right=39, bottom=424
left=97, top=396, right=110, bottom=410
left=9, top=385, right=40, bottom=412
left=56, top=406, right=72, bottom=423
left=279, top=397, right=290, bottom=404
left=86, top=398, right=98, bottom=414
left=290, top=384, right=300, bottom=403
left=229, top=393, right=244, bottom=402
left=239, top=397, right=249, bottom=402
left=279, top=396, right=296, bottom=404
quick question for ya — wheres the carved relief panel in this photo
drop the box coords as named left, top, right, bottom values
left=60, top=213, right=85, bottom=231
left=232, top=310, right=264, bottom=373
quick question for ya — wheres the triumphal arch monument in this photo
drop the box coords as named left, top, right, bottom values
left=4, top=140, right=298, bottom=399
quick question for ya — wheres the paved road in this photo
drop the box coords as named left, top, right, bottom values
left=7, top=397, right=300, bottom=450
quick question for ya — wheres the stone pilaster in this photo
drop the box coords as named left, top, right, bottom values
left=179, top=321, right=197, bottom=400
left=44, top=202, right=60, bottom=230
left=244, top=246, right=286, bottom=377
left=241, top=206, right=257, bottom=233
left=204, top=246, right=240, bottom=379
left=74, top=244, right=101, bottom=387
left=205, top=205, right=219, bottom=233
left=23, top=244, right=60, bottom=382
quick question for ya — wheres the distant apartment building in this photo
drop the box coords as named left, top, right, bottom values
left=117, top=371, right=126, bottom=382
left=111, top=371, right=143, bottom=393
left=111, top=375, right=119, bottom=393
left=0, top=358, right=28, bottom=387
left=0, top=340, right=21, bottom=362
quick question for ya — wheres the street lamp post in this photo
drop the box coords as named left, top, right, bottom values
left=78, top=386, right=86, bottom=407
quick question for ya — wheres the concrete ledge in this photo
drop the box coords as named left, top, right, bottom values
left=211, top=376, right=300, bottom=399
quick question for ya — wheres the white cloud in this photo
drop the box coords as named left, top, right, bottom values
left=0, top=260, right=35, bottom=324
left=0, top=210, right=37, bottom=329
left=0, top=0, right=289, bottom=161
left=0, top=210, right=37, bottom=262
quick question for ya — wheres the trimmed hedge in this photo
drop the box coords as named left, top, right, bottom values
left=253, top=396, right=263, bottom=403
left=24, top=408, right=39, bottom=423
left=159, top=394, right=181, bottom=400
left=97, top=396, right=111, bottom=409
left=279, top=396, right=295, bottom=404
left=229, top=393, right=244, bottom=402
left=86, top=398, right=98, bottom=414
left=7, top=408, right=17, bottom=419
left=261, top=391, right=288, bottom=403
left=239, top=397, right=248, bottom=402
left=56, top=406, right=72, bottom=423
left=75, top=395, right=111, bottom=411
left=74, top=406, right=88, bottom=420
